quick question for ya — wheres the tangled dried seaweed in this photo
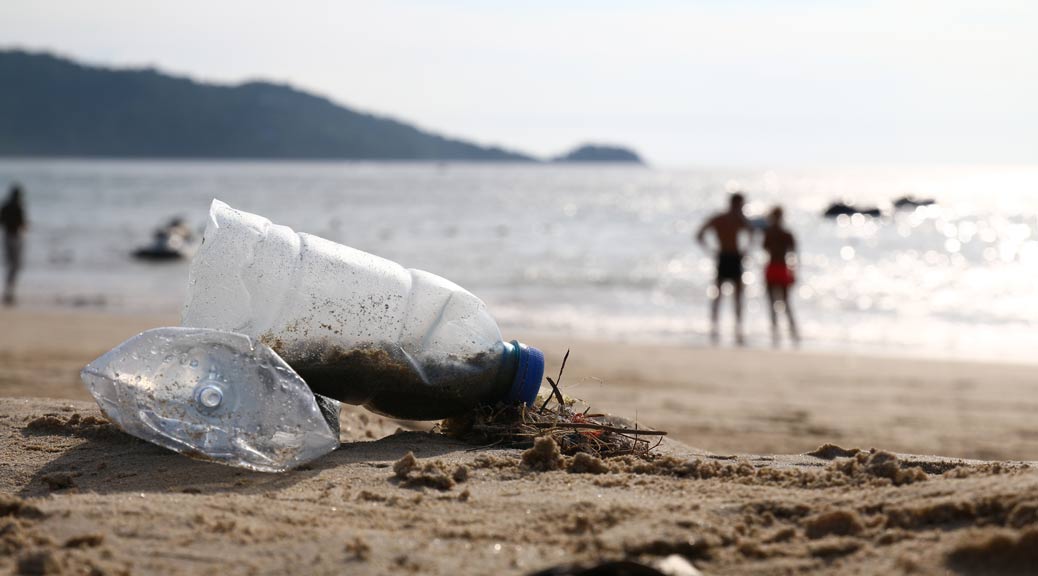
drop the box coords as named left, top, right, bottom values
left=441, top=350, right=666, bottom=459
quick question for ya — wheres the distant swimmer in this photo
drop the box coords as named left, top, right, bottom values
left=696, top=193, right=753, bottom=345
left=763, top=206, right=799, bottom=346
left=1, top=184, right=28, bottom=306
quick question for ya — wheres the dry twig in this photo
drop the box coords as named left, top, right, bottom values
left=442, top=350, right=667, bottom=460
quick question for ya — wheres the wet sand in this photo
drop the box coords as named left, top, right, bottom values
left=2, top=307, right=1038, bottom=574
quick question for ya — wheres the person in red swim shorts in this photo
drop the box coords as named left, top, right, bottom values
left=762, top=207, right=799, bottom=345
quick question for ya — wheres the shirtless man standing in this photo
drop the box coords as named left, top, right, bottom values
left=696, top=193, right=752, bottom=345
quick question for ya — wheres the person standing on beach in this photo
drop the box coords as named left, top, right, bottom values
left=762, top=206, right=799, bottom=345
left=696, top=193, right=752, bottom=345
left=1, top=184, right=27, bottom=306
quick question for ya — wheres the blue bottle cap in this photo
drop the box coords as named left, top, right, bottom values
left=507, top=341, right=544, bottom=406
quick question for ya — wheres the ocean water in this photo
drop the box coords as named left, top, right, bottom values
left=1, top=159, right=1036, bottom=363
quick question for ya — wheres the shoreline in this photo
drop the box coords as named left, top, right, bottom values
left=9, top=300, right=1038, bottom=370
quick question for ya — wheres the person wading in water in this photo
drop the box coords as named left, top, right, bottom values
left=696, top=193, right=753, bottom=345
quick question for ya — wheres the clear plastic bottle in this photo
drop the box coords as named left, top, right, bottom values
left=81, top=327, right=341, bottom=472
left=181, top=200, right=544, bottom=420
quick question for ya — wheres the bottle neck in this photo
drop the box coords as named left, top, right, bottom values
left=497, top=341, right=520, bottom=400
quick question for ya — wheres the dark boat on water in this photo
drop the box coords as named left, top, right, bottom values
left=132, top=218, right=195, bottom=261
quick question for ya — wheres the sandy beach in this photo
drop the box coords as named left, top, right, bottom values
left=2, top=307, right=1038, bottom=574
left=4, top=2, right=1038, bottom=573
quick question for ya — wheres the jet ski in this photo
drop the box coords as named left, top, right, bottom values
left=132, top=218, right=195, bottom=261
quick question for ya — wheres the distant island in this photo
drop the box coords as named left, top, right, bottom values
left=0, top=50, right=647, bottom=163
left=553, top=144, right=644, bottom=164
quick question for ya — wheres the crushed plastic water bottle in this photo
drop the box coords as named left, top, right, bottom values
left=81, top=327, right=340, bottom=472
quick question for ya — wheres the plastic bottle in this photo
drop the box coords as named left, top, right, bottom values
left=181, top=200, right=544, bottom=420
left=81, top=327, right=341, bottom=472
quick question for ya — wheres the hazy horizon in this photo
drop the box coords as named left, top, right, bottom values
left=2, top=0, right=1037, bottom=166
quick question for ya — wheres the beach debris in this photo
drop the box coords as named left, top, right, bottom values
left=80, top=327, right=340, bottom=472
left=181, top=200, right=544, bottom=420
left=443, top=350, right=666, bottom=460
left=75, top=199, right=555, bottom=472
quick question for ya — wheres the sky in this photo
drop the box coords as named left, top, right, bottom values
left=1, top=0, right=1037, bottom=166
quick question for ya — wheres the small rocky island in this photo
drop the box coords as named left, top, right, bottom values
left=553, top=144, right=645, bottom=164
